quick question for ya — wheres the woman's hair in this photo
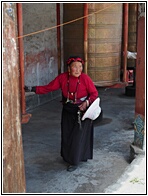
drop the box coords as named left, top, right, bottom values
left=66, top=56, right=84, bottom=66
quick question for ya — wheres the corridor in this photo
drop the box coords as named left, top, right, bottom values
left=22, top=87, right=135, bottom=193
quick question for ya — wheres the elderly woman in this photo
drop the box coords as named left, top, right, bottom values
left=28, top=56, right=98, bottom=172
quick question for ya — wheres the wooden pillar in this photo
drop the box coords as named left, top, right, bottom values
left=3, top=3, right=26, bottom=192
left=84, top=3, right=88, bottom=74
left=56, top=3, right=61, bottom=74
left=123, top=3, right=129, bottom=82
left=17, top=3, right=31, bottom=124
left=134, top=3, right=145, bottom=149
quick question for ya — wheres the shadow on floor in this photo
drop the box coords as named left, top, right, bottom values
left=22, top=87, right=135, bottom=193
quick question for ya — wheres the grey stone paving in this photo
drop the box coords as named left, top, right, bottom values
left=22, top=88, right=138, bottom=193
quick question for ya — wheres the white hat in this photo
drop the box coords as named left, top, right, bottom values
left=81, top=97, right=101, bottom=121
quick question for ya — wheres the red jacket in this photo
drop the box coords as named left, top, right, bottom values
left=36, top=72, right=98, bottom=104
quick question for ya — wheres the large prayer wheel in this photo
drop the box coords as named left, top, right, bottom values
left=87, top=3, right=123, bottom=86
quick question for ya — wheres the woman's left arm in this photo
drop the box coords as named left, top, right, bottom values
left=79, top=74, right=98, bottom=111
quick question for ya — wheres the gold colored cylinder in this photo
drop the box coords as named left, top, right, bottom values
left=88, top=3, right=123, bottom=86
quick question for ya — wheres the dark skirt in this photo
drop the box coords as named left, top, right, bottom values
left=61, top=102, right=94, bottom=165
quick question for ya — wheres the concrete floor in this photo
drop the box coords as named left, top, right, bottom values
left=22, top=87, right=135, bottom=193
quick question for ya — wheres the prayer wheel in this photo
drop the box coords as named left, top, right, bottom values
left=87, top=3, right=123, bottom=86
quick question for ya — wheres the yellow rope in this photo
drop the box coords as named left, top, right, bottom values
left=17, top=3, right=116, bottom=39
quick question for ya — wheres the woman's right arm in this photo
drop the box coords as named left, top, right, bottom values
left=34, top=75, right=61, bottom=94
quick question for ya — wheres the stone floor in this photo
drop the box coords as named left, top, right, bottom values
left=22, top=87, right=138, bottom=193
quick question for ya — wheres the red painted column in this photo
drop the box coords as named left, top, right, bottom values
left=133, top=4, right=145, bottom=149
left=123, top=3, right=129, bottom=82
left=56, top=3, right=61, bottom=74
left=84, top=3, right=88, bottom=74
left=17, top=3, right=31, bottom=123
left=135, top=10, right=145, bottom=116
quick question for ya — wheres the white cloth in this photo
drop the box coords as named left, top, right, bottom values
left=81, top=97, right=101, bottom=121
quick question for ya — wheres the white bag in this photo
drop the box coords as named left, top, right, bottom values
left=81, top=97, right=101, bottom=121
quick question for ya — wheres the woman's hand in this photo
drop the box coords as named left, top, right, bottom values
left=24, top=86, right=36, bottom=92
left=24, top=86, right=31, bottom=92
left=78, top=100, right=88, bottom=111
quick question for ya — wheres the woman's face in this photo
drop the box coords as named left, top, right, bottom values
left=68, top=61, right=83, bottom=77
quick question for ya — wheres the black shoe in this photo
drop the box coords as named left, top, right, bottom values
left=82, top=160, right=87, bottom=162
left=67, top=165, right=77, bottom=172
